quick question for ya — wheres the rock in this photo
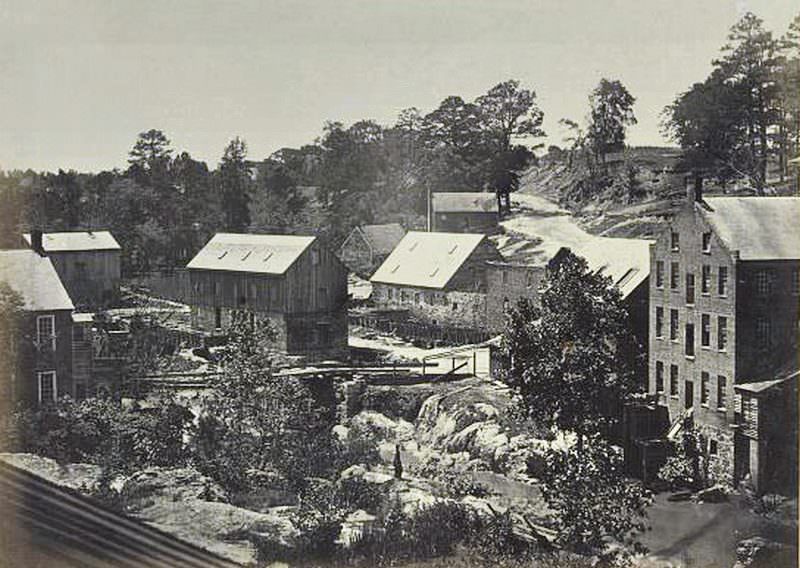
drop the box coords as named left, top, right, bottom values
left=693, top=484, right=728, bottom=503
left=350, top=411, right=415, bottom=442
left=122, top=467, right=228, bottom=504
left=0, top=453, right=103, bottom=493
left=734, top=536, right=796, bottom=568
left=339, top=464, right=393, bottom=485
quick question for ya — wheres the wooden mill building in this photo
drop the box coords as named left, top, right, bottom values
left=187, top=233, right=348, bottom=358
left=338, top=223, right=406, bottom=277
left=23, top=230, right=121, bottom=309
left=431, top=192, right=500, bottom=234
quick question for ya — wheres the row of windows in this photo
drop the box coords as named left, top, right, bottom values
left=655, top=261, right=729, bottom=299
left=655, top=361, right=728, bottom=410
left=670, top=231, right=713, bottom=254
left=655, top=308, right=728, bottom=351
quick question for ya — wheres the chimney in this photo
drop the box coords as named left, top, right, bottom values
left=31, top=229, right=45, bottom=256
left=686, top=175, right=703, bottom=203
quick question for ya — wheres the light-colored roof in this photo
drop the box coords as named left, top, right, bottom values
left=23, top=231, right=120, bottom=252
left=187, top=233, right=316, bottom=274
left=371, top=231, right=485, bottom=289
left=359, top=223, right=406, bottom=255
left=72, top=312, right=94, bottom=323
left=0, top=250, right=74, bottom=311
left=735, top=370, right=800, bottom=395
left=432, top=192, right=498, bottom=213
left=574, top=236, right=653, bottom=298
left=700, top=197, right=800, bottom=261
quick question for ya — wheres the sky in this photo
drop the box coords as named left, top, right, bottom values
left=0, top=0, right=797, bottom=173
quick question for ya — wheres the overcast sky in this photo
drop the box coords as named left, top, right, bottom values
left=0, top=0, right=796, bottom=172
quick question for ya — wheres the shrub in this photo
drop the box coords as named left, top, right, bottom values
left=337, top=476, right=386, bottom=513
left=360, top=388, right=429, bottom=422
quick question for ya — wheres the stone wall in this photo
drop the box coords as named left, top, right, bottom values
left=371, top=283, right=487, bottom=330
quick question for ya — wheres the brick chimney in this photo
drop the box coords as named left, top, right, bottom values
left=30, top=229, right=45, bottom=256
left=686, top=175, right=703, bottom=203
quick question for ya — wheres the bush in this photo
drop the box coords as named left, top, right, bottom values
left=337, top=476, right=386, bottom=513
left=360, top=388, right=429, bottom=422
left=334, top=422, right=382, bottom=471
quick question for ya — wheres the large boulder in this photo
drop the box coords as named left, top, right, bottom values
left=0, top=453, right=103, bottom=493
left=734, top=536, right=797, bottom=568
left=122, top=467, right=228, bottom=504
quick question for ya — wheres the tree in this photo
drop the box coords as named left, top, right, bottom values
left=196, top=315, right=335, bottom=492
left=0, top=284, right=24, bottom=406
left=540, top=435, right=650, bottom=557
left=217, top=137, right=252, bottom=232
left=587, top=79, right=637, bottom=166
left=476, top=80, right=545, bottom=211
left=499, top=249, right=642, bottom=447
left=128, top=129, right=173, bottom=180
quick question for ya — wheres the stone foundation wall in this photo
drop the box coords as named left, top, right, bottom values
left=695, top=421, right=735, bottom=488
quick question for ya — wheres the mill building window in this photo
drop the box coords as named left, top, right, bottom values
left=655, top=261, right=664, bottom=288
left=36, top=315, right=56, bottom=351
left=701, top=372, right=710, bottom=406
left=718, top=266, right=728, bottom=296
left=670, top=365, right=679, bottom=397
left=671, top=231, right=680, bottom=252
left=717, top=316, right=728, bottom=351
left=701, top=314, right=711, bottom=347
left=686, top=273, right=695, bottom=305
left=37, top=371, right=57, bottom=405
left=702, top=232, right=711, bottom=253
left=717, top=375, right=727, bottom=410
left=655, top=361, right=664, bottom=393
left=670, top=309, right=679, bottom=341
left=701, top=265, right=711, bottom=294
left=670, top=262, right=680, bottom=290
left=685, top=323, right=695, bottom=358
left=655, top=307, right=664, bottom=338
left=755, top=271, right=772, bottom=297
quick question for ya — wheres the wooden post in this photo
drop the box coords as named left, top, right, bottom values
left=473, top=350, right=477, bottom=375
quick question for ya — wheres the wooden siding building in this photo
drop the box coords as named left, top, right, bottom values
left=431, top=192, right=500, bottom=234
left=648, top=192, right=800, bottom=491
left=338, top=223, right=406, bottom=277
left=187, top=233, right=348, bottom=358
left=23, top=230, right=121, bottom=309
left=0, top=250, right=76, bottom=406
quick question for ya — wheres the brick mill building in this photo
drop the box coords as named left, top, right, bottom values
left=0, top=249, right=76, bottom=406
left=187, top=233, right=348, bottom=358
left=430, top=192, right=500, bottom=234
left=648, top=192, right=800, bottom=492
left=23, top=230, right=121, bottom=309
left=338, top=223, right=406, bottom=277
left=370, top=231, right=502, bottom=332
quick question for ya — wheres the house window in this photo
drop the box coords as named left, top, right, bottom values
left=717, top=375, right=727, bottom=410
left=792, top=268, right=800, bottom=296
left=700, top=372, right=710, bottom=406
left=670, top=309, right=679, bottom=341
left=655, top=361, right=664, bottom=393
left=686, top=273, right=695, bottom=305
left=655, top=307, right=664, bottom=338
left=755, top=271, right=772, bottom=296
left=718, top=266, right=728, bottom=296
left=37, top=371, right=57, bottom=404
left=670, top=262, right=679, bottom=290
left=36, top=315, right=56, bottom=351
left=655, top=261, right=664, bottom=288
left=685, top=322, right=695, bottom=357
left=671, top=231, right=680, bottom=252
left=701, top=265, right=711, bottom=294
left=701, top=314, right=711, bottom=347
left=702, top=232, right=712, bottom=253
left=717, top=316, right=728, bottom=351
left=670, top=365, right=679, bottom=397
left=756, top=317, right=771, bottom=348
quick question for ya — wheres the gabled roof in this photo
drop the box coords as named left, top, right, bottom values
left=359, top=223, right=406, bottom=255
left=432, top=192, right=498, bottom=213
left=700, top=197, right=800, bottom=261
left=0, top=250, right=74, bottom=311
left=187, top=233, right=316, bottom=274
left=23, top=231, right=120, bottom=252
left=572, top=236, right=653, bottom=299
left=371, top=231, right=486, bottom=289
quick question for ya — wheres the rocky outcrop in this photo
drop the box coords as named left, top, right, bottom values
left=734, top=536, right=797, bottom=568
left=0, top=453, right=103, bottom=493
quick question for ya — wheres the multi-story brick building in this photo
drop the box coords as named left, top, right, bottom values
left=485, top=261, right=546, bottom=333
left=648, top=191, right=800, bottom=491
left=187, top=233, right=349, bottom=358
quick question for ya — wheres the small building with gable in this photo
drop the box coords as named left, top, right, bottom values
left=338, top=223, right=406, bottom=277
left=187, top=233, right=348, bottom=357
left=370, top=231, right=502, bottom=331
left=23, top=230, right=121, bottom=308
left=431, top=192, right=500, bottom=234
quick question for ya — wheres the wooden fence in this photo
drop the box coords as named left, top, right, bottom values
left=349, top=313, right=491, bottom=346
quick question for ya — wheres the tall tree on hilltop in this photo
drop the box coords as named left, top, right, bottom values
left=218, top=137, right=252, bottom=232
left=128, top=129, right=173, bottom=183
left=587, top=79, right=637, bottom=166
left=776, top=13, right=800, bottom=179
left=713, top=12, right=781, bottom=192
left=499, top=249, right=642, bottom=449
left=476, top=79, right=546, bottom=212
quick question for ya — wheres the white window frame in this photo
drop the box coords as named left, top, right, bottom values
left=36, top=315, right=56, bottom=351
left=37, top=370, right=57, bottom=404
